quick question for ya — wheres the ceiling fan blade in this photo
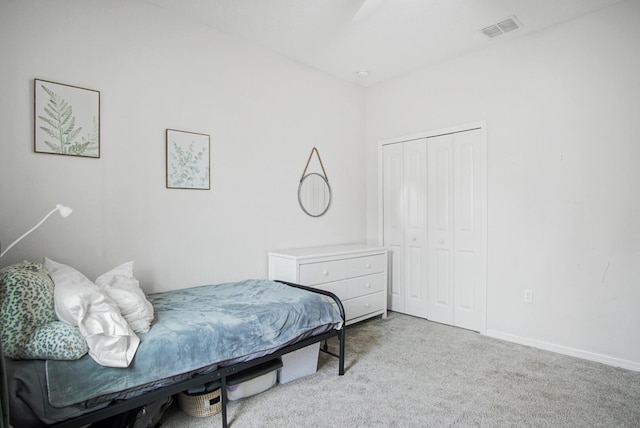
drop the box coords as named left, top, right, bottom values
left=353, top=0, right=383, bottom=22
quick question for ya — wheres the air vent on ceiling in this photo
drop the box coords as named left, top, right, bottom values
left=481, top=15, right=522, bottom=39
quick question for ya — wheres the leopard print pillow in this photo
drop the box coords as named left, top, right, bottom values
left=24, top=321, right=88, bottom=360
left=0, top=261, right=87, bottom=360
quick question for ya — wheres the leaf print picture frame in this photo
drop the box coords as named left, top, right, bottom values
left=34, top=79, right=100, bottom=158
left=166, top=129, right=210, bottom=190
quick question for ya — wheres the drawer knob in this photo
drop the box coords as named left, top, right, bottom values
left=365, top=283, right=371, bottom=288
left=365, top=263, right=371, bottom=269
left=322, top=270, right=329, bottom=276
left=439, top=240, right=445, bottom=245
left=364, top=303, right=371, bottom=308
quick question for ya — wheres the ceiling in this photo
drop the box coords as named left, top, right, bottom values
left=144, top=0, right=625, bottom=86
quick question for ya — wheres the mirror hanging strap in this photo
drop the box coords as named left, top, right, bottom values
left=300, top=147, right=328, bottom=182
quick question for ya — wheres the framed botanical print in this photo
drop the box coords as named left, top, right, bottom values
left=34, top=79, right=100, bottom=158
left=166, top=129, right=210, bottom=190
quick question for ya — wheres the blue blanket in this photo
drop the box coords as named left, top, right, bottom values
left=46, top=279, right=342, bottom=407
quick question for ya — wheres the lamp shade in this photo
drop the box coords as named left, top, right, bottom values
left=56, top=204, right=73, bottom=218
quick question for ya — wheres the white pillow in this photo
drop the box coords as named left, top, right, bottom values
left=95, top=261, right=154, bottom=334
left=44, top=258, right=140, bottom=368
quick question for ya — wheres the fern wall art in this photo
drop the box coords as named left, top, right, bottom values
left=166, top=129, right=210, bottom=190
left=34, top=79, right=100, bottom=158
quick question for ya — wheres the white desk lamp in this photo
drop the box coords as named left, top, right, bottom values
left=0, top=204, right=73, bottom=259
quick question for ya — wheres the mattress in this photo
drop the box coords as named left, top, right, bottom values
left=8, top=279, right=343, bottom=427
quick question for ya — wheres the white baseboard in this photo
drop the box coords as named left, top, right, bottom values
left=484, top=329, right=640, bottom=372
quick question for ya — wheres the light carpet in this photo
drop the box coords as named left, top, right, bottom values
left=158, top=311, right=640, bottom=427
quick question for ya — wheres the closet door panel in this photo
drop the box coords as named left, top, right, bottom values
left=435, top=146, right=451, bottom=232
left=427, top=134, right=454, bottom=324
left=383, top=143, right=405, bottom=312
left=403, top=139, right=428, bottom=318
left=455, top=250, right=475, bottom=309
left=407, top=246, right=423, bottom=298
left=387, top=243, right=402, bottom=308
left=452, top=129, right=484, bottom=331
left=435, top=249, right=451, bottom=304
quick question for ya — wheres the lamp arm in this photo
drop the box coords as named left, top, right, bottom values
left=0, top=207, right=58, bottom=259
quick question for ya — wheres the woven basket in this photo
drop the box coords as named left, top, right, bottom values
left=177, top=388, right=221, bottom=417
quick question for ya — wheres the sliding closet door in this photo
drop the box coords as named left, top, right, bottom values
left=427, top=129, right=485, bottom=331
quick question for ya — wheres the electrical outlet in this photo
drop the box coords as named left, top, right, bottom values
left=523, top=289, right=533, bottom=303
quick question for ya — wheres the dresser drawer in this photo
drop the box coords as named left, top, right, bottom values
left=314, top=280, right=348, bottom=301
left=345, top=273, right=386, bottom=300
left=299, top=260, right=347, bottom=285
left=345, top=291, right=386, bottom=320
left=346, top=254, right=387, bottom=278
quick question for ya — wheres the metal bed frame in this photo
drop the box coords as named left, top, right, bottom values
left=42, top=281, right=345, bottom=428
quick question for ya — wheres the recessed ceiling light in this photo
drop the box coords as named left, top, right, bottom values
left=356, top=70, right=370, bottom=78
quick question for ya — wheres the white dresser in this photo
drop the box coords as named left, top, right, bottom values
left=268, top=244, right=388, bottom=325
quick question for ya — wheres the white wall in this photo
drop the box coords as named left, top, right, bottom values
left=0, top=0, right=366, bottom=292
left=2, top=0, right=638, bottom=371
left=366, top=0, right=640, bottom=369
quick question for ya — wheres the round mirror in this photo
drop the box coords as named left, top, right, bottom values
left=298, top=173, right=332, bottom=217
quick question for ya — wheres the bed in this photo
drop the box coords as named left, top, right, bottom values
left=0, top=261, right=345, bottom=428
